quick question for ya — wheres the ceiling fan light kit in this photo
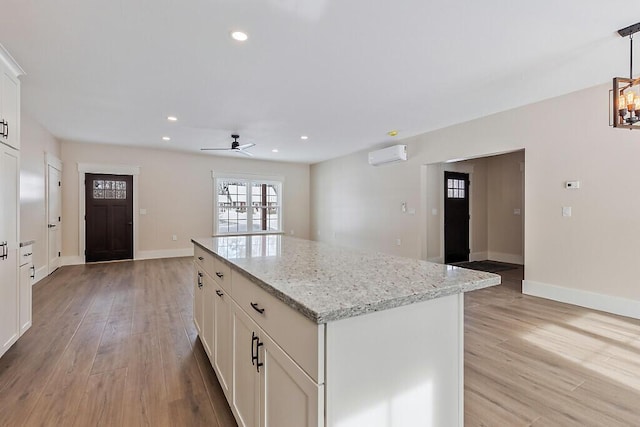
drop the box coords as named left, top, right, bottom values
left=201, top=134, right=256, bottom=156
left=612, top=22, right=640, bottom=129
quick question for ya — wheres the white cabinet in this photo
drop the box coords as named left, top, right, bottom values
left=194, top=269, right=204, bottom=337
left=0, top=144, right=19, bottom=357
left=202, top=273, right=215, bottom=358
left=213, top=283, right=233, bottom=399
left=19, top=244, right=33, bottom=335
left=0, top=48, right=21, bottom=151
left=232, top=304, right=320, bottom=427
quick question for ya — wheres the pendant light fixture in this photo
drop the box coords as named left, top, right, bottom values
left=613, top=22, right=640, bottom=128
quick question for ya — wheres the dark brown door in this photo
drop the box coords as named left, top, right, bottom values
left=85, top=173, right=133, bottom=262
left=444, top=171, right=470, bottom=264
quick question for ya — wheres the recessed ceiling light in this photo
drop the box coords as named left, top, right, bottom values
left=162, top=136, right=171, bottom=141
left=300, top=135, right=309, bottom=140
left=387, top=130, right=398, bottom=137
left=231, top=31, right=248, bottom=42
left=167, top=116, right=178, bottom=122
left=272, top=149, right=279, bottom=153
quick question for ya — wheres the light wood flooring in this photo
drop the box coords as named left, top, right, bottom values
left=0, top=258, right=638, bottom=426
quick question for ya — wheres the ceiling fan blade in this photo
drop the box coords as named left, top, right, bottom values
left=238, top=149, right=253, bottom=157
left=237, top=143, right=256, bottom=150
left=200, top=148, right=230, bottom=151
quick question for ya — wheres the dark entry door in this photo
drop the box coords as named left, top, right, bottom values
left=444, top=171, right=470, bottom=264
left=85, top=173, right=133, bottom=262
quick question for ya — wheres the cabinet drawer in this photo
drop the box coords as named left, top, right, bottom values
left=194, top=244, right=214, bottom=275
left=233, top=272, right=323, bottom=383
left=211, top=256, right=231, bottom=292
left=19, top=244, right=33, bottom=267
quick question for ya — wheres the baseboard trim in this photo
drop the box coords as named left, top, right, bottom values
left=427, top=256, right=443, bottom=263
left=523, top=280, right=640, bottom=319
left=61, top=256, right=84, bottom=266
left=487, top=251, right=523, bottom=265
left=136, top=248, right=194, bottom=260
left=470, top=252, right=488, bottom=262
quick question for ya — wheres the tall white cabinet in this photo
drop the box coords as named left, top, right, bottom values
left=0, top=44, right=24, bottom=359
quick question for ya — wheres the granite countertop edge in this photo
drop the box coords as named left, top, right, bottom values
left=192, top=238, right=501, bottom=324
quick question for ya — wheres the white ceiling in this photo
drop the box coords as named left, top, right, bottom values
left=1, top=1, right=640, bottom=164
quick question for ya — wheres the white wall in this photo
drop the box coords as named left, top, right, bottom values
left=20, top=111, right=61, bottom=282
left=60, top=141, right=310, bottom=261
left=311, top=83, right=640, bottom=318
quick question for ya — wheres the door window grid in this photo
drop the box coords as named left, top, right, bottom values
left=93, top=180, right=127, bottom=199
left=447, top=178, right=465, bottom=199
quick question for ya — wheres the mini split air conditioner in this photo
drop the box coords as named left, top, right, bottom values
left=368, top=145, right=408, bottom=166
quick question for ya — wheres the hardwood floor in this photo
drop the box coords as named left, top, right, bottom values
left=0, top=258, right=236, bottom=427
left=0, top=259, right=638, bottom=426
left=465, top=266, right=640, bottom=426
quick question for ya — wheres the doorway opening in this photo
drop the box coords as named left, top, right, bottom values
left=85, top=173, right=133, bottom=262
left=425, top=150, right=525, bottom=292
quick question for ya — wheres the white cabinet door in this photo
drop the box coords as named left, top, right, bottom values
left=194, top=268, right=204, bottom=336
left=19, top=262, right=32, bottom=335
left=0, top=146, right=19, bottom=357
left=0, top=66, right=19, bottom=150
left=213, top=284, right=233, bottom=399
left=233, top=305, right=260, bottom=427
left=260, top=331, right=321, bottom=427
left=202, top=274, right=215, bottom=359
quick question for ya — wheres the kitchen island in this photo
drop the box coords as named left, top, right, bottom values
left=192, top=234, right=500, bottom=427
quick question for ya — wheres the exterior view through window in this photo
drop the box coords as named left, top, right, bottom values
left=216, top=178, right=282, bottom=234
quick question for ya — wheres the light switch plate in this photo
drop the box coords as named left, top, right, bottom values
left=562, top=207, right=572, bottom=217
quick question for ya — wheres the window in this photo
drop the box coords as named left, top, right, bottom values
left=92, top=179, right=127, bottom=199
left=446, top=178, right=465, bottom=199
left=215, top=177, right=282, bottom=235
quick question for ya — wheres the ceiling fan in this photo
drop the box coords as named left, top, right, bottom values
left=201, top=134, right=255, bottom=156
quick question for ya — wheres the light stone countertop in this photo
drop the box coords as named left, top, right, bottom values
left=192, top=234, right=501, bottom=323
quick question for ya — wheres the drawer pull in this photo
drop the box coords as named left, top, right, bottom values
left=198, top=256, right=204, bottom=261
left=30, top=266, right=35, bottom=279
left=250, top=302, right=265, bottom=314
left=251, top=332, right=259, bottom=366
left=216, top=272, right=224, bottom=279
left=197, top=271, right=203, bottom=288
left=216, top=290, right=224, bottom=297
left=24, top=252, right=32, bottom=257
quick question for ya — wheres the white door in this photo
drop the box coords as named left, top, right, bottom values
left=47, top=164, right=61, bottom=274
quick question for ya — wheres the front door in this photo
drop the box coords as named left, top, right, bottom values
left=85, top=173, right=133, bottom=262
left=444, top=171, right=470, bottom=263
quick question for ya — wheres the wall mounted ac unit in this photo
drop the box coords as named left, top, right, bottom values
left=368, top=145, right=408, bottom=166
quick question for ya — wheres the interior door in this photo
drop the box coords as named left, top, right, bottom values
left=444, top=171, right=470, bottom=263
left=85, top=173, right=133, bottom=262
left=47, top=164, right=61, bottom=274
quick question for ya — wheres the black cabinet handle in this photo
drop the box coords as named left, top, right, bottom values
left=198, top=256, right=204, bottom=261
left=197, top=271, right=203, bottom=288
left=216, top=272, right=224, bottom=279
left=250, top=302, right=265, bottom=314
left=216, top=290, right=224, bottom=297
left=256, top=339, right=264, bottom=372
left=0, top=241, right=7, bottom=260
left=251, top=332, right=259, bottom=366
left=5, top=120, right=8, bottom=139
left=30, top=266, right=35, bottom=279
left=24, top=252, right=32, bottom=257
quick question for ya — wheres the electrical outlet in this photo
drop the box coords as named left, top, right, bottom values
left=396, top=238, right=401, bottom=246
left=172, top=235, right=177, bottom=241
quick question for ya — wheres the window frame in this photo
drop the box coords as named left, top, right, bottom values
left=212, top=172, right=284, bottom=236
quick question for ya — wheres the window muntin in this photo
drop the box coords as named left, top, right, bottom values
left=216, top=178, right=282, bottom=234
left=93, top=179, right=127, bottom=199
left=446, top=178, right=465, bottom=199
